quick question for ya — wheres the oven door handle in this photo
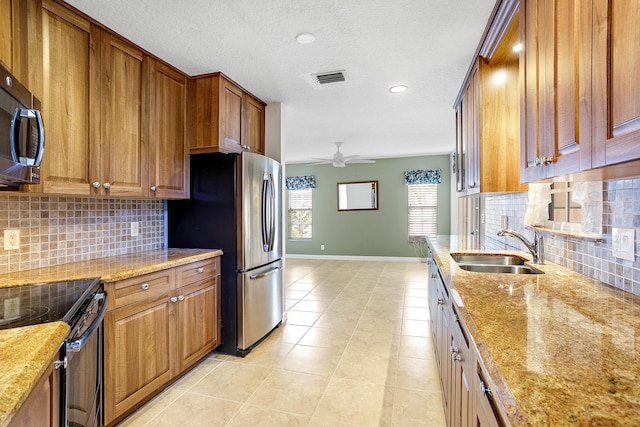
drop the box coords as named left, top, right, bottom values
left=65, top=293, right=107, bottom=353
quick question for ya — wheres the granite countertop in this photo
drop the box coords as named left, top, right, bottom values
left=0, top=248, right=222, bottom=426
left=428, top=236, right=640, bottom=426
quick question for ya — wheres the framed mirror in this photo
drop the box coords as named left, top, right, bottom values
left=337, top=181, right=378, bottom=211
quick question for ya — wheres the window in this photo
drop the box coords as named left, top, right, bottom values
left=288, top=189, right=312, bottom=240
left=408, top=184, right=438, bottom=239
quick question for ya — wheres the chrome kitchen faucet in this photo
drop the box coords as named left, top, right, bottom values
left=497, top=228, right=544, bottom=264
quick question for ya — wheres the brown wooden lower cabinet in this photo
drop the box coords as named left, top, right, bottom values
left=428, top=258, right=504, bottom=427
left=103, top=257, right=221, bottom=426
left=9, top=353, right=60, bottom=427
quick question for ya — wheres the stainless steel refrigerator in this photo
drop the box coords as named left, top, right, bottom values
left=168, top=152, right=283, bottom=356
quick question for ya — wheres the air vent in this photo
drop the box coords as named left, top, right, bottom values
left=315, top=71, right=346, bottom=85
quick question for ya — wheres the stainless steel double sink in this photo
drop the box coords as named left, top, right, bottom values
left=451, top=253, right=543, bottom=275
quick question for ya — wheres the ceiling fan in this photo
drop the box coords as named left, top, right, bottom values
left=306, top=142, right=376, bottom=168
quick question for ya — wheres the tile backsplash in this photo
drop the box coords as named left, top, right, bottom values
left=0, top=195, right=165, bottom=273
left=483, top=178, right=640, bottom=296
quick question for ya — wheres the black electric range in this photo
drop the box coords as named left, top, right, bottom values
left=0, top=278, right=101, bottom=330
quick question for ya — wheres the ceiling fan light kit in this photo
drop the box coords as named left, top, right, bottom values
left=306, top=142, right=376, bottom=167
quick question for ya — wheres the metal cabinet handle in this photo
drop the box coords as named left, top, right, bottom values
left=437, top=298, right=444, bottom=305
left=178, top=295, right=185, bottom=301
left=150, top=186, right=157, bottom=192
left=170, top=296, right=178, bottom=303
left=92, top=182, right=100, bottom=189
left=54, top=357, right=68, bottom=370
left=431, top=273, right=437, bottom=279
left=479, top=381, right=493, bottom=398
left=103, top=182, right=111, bottom=189
left=197, top=267, right=204, bottom=273
left=452, top=354, right=462, bottom=361
left=141, top=283, right=149, bottom=290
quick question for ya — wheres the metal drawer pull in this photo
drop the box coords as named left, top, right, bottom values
left=170, top=296, right=178, bottom=303
left=150, top=186, right=157, bottom=192
left=102, top=182, right=111, bottom=189
left=92, top=182, right=100, bottom=188
left=178, top=295, right=185, bottom=301
left=141, top=283, right=149, bottom=290
left=437, top=298, right=444, bottom=305
left=197, top=267, right=204, bottom=273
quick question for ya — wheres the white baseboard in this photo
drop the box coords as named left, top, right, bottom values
left=285, top=254, right=426, bottom=262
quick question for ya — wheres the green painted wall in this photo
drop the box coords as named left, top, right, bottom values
left=285, top=155, right=451, bottom=257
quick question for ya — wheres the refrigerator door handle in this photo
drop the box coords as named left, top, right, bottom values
left=261, top=174, right=270, bottom=252
left=268, top=174, right=276, bottom=251
left=262, top=172, right=276, bottom=253
left=249, top=265, right=282, bottom=280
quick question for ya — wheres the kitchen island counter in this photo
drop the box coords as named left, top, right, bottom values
left=0, top=248, right=222, bottom=426
left=429, top=236, right=640, bottom=426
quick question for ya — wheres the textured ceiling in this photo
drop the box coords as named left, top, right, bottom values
left=65, top=0, right=496, bottom=163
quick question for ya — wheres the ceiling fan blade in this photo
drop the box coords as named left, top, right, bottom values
left=306, top=160, right=333, bottom=166
left=342, top=155, right=360, bottom=161
left=345, top=159, right=376, bottom=164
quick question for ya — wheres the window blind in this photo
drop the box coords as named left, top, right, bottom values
left=288, top=189, right=312, bottom=239
left=408, top=184, right=438, bottom=238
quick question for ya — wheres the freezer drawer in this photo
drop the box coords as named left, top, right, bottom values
left=237, top=260, right=283, bottom=351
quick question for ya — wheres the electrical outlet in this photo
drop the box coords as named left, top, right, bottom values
left=612, top=227, right=635, bottom=261
left=4, top=229, right=19, bottom=250
left=321, top=244, right=325, bottom=251
left=4, top=297, right=20, bottom=319
left=131, top=222, right=139, bottom=237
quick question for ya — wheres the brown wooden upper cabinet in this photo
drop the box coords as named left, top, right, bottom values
left=0, top=0, right=28, bottom=83
left=25, top=0, right=188, bottom=199
left=149, top=60, right=189, bottom=199
left=521, top=0, right=640, bottom=182
left=591, top=0, right=640, bottom=168
left=455, top=0, right=526, bottom=195
left=190, top=73, right=266, bottom=155
left=521, top=0, right=592, bottom=182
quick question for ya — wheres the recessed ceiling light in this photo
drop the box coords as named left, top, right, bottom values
left=296, top=32, right=315, bottom=44
left=512, top=42, right=523, bottom=53
left=389, top=85, right=408, bottom=93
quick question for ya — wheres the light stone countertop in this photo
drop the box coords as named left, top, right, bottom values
left=0, top=248, right=222, bottom=427
left=428, top=236, right=640, bottom=426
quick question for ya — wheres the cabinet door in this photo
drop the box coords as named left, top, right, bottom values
left=219, top=77, right=243, bottom=153
left=30, top=0, right=100, bottom=195
left=450, top=316, right=472, bottom=427
left=103, top=294, right=173, bottom=424
left=243, top=92, right=265, bottom=154
left=592, top=0, right=640, bottom=167
left=464, top=65, right=480, bottom=193
left=174, top=275, right=220, bottom=374
left=0, top=0, right=28, bottom=82
left=149, top=60, right=188, bottom=199
left=474, top=364, right=502, bottom=427
left=9, top=357, right=59, bottom=427
left=521, top=0, right=592, bottom=181
left=455, top=100, right=466, bottom=194
left=100, top=32, right=149, bottom=197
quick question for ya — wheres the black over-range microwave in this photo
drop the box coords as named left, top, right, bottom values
left=0, top=61, right=44, bottom=186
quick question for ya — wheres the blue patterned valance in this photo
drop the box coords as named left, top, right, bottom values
left=286, top=175, right=316, bottom=190
left=404, top=169, right=441, bottom=185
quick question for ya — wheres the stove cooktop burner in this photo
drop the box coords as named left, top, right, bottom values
left=0, top=278, right=101, bottom=330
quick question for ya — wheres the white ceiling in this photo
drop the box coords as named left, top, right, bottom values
left=65, top=0, right=496, bottom=164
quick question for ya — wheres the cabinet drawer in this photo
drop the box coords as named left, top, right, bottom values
left=107, top=270, right=173, bottom=309
left=176, top=258, right=219, bottom=288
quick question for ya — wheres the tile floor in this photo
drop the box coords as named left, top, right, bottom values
left=117, top=259, right=446, bottom=427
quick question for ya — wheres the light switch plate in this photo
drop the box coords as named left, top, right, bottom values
left=612, top=227, right=635, bottom=261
